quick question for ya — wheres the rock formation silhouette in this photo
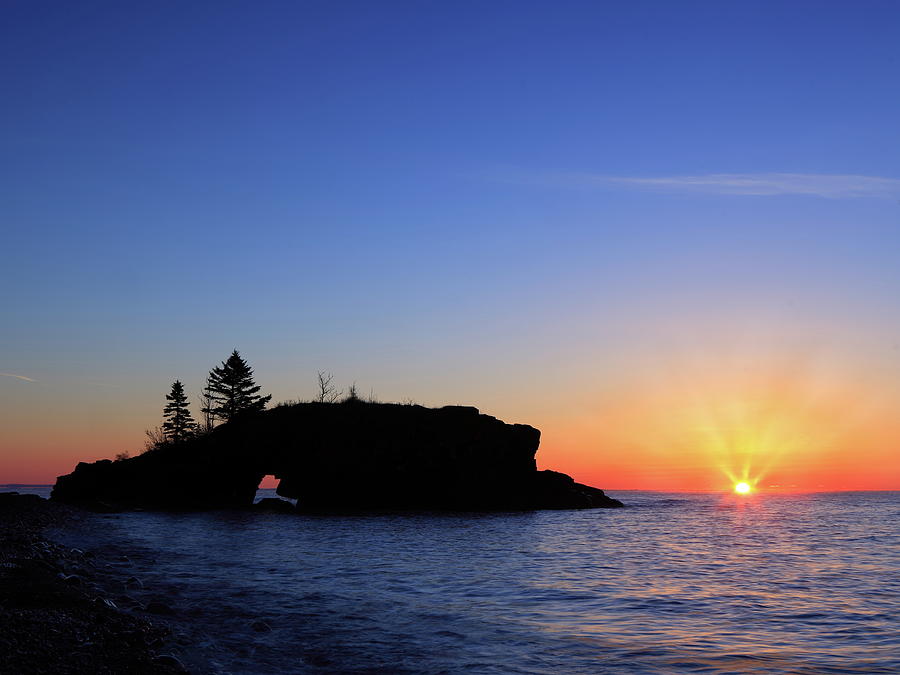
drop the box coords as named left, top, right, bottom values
left=52, top=402, right=623, bottom=511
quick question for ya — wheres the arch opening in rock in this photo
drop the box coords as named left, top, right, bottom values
left=254, top=474, right=294, bottom=505
left=258, top=474, right=279, bottom=490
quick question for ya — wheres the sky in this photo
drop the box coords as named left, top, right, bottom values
left=2, top=1, right=899, bottom=490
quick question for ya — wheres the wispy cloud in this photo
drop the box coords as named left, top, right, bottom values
left=508, top=171, right=900, bottom=199
left=0, top=372, right=36, bottom=383
left=599, top=173, right=900, bottom=198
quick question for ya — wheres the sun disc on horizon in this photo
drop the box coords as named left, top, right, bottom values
left=734, top=482, right=751, bottom=495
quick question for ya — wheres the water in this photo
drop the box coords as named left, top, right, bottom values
left=2, top=484, right=53, bottom=499
left=35, top=489, right=900, bottom=673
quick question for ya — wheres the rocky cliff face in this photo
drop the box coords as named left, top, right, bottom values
left=52, top=402, right=623, bottom=511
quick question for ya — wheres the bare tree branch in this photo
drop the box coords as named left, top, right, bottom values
left=316, top=371, right=342, bottom=403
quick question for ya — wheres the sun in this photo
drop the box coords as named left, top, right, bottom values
left=734, top=481, right=751, bottom=495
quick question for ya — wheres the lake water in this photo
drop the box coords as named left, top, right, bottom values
left=27, top=488, right=900, bottom=673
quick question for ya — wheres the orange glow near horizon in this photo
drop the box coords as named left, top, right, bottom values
left=3, top=342, right=900, bottom=491
left=532, top=344, right=900, bottom=493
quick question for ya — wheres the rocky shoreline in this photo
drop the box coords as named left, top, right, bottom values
left=0, top=493, right=187, bottom=674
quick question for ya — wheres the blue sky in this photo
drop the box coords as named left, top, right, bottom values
left=2, top=1, right=900, bottom=483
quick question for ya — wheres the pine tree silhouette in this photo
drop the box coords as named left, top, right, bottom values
left=205, top=350, right=272, bottom=422
left=162, top=380, right=197, bottom=443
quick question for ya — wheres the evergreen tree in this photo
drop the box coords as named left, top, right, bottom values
left=162, top=380, right=196, bottom=443
left=205, top=350, right=272, bottom=422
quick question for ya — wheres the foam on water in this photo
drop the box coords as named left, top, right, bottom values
left=44, top=490, right=900, bottom=674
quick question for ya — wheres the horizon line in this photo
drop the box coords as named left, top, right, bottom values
left=3, top=483, right=898, bottom=494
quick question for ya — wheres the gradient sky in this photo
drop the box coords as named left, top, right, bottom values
left=3, top=1, right=900, bottom=490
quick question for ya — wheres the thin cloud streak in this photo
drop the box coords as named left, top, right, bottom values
left=1, top=372, right=36, bottom=382
left=591, top=173, right=900, bottom=199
